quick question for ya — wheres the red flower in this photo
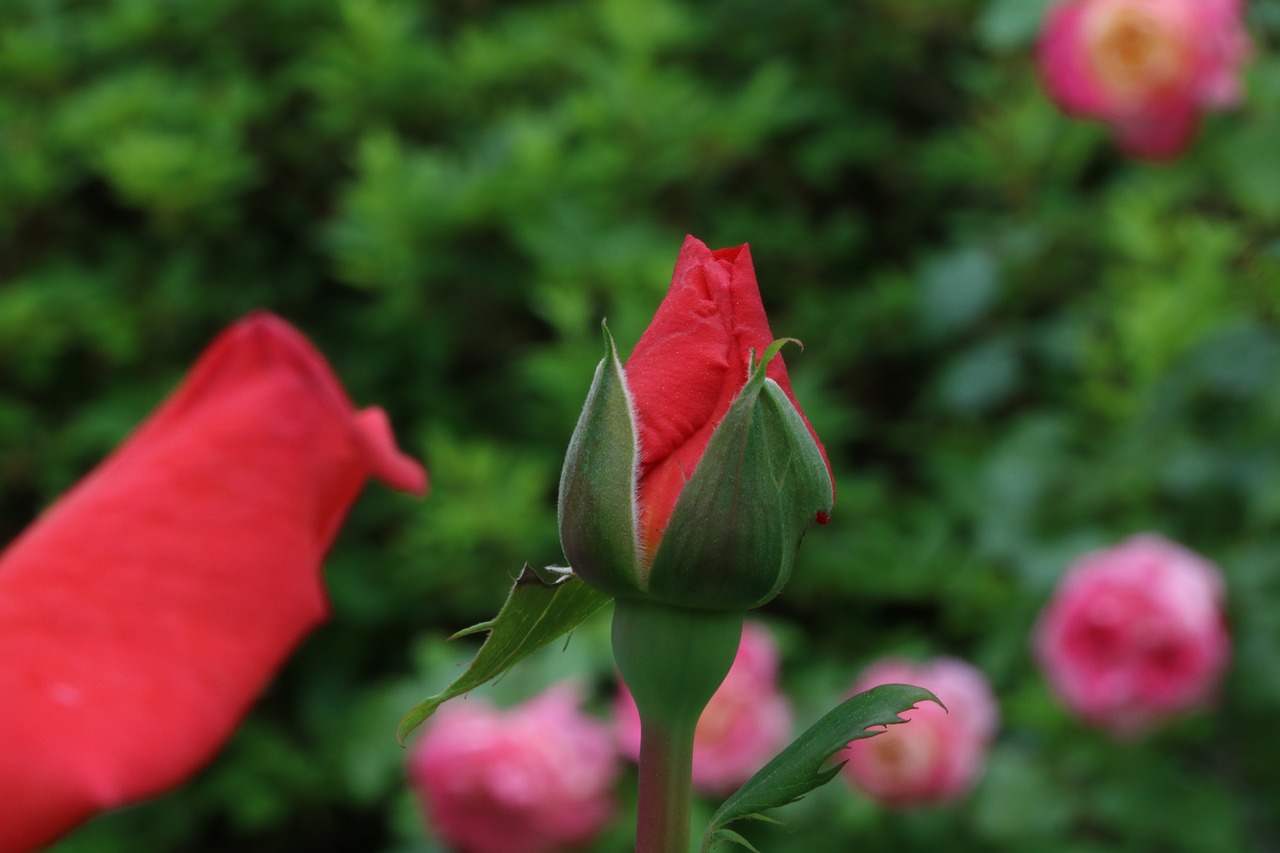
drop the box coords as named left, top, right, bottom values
left=558, top=235, right=833, bottom=611
left=625, top=236, right=833, bottom=554
left=0, top=313, right=426, bottom=852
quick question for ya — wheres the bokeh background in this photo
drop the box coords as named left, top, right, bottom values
left=3, top=0, right=1280, bottom=850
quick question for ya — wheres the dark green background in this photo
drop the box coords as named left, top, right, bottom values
left=2, top=0, right=1279, bottom=850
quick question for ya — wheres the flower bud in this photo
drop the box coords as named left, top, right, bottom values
left=557, top=236, right=833, bottom=612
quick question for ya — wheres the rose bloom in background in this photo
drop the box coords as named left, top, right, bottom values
left=842, top=657, right=999, bottom=809
left=0, top=313, right=426, bottom=853
left=614, top=621, right=793, bottom=796
left=408, top=684, right=620, bottom=853
left=1034, top=533, right=1231, bottom=737
left=1037, top=0, right=1250, bottom=159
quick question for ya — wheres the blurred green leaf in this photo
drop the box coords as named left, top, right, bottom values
left=936, top=337, right=1021, bottom=414
left=976, top=0, right=1056, bottom=49
left=919, top=246, right=1001, bottom=339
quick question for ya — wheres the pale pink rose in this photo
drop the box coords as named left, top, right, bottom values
left=1037, top=0, right=1251, bottom=159
left=1033, top=533, right=1231, bottom=737
left=841, top=657, right=999, bottom=808
left=407, top=684, right=619, bottom=853
left=614, top=621, right=793, bottom=795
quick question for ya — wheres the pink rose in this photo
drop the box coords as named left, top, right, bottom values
left=409, top=685, right=620, bottom=853
left=614, top=621, right=792, bottom=795
left=841, top=657, right=999, bottom=808
left=1033, top=533, right=1231, bottom=736
left=0, top=313, right=425, bottom=853
left=1037, top=0, right=1251, bottom=159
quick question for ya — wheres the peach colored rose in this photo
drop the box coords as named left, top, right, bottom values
left=614, top=621, right=792, bottom=795
left=1037, top=0, right=1250, bottom=158
left=842, top=657, right=999, bottom=808
left=409, top=685, right=619, bottom=853
left=1033, top=533, right=1230, bottom=736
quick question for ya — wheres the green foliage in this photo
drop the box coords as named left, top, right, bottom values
left=0, top=0, right=1277, bottom=850
left=704, top=684, right=938, bottom=851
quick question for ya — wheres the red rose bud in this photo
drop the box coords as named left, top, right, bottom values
left=0, top=313, right=426, bottom=853
left=628, top=237, right=832, bottom=551
left=558, top=236, right=832, bottom=610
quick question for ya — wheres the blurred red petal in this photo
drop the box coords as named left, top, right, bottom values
left=356, top=407, right=429, bottom=497
left=0, top=312, right=425, bottom=852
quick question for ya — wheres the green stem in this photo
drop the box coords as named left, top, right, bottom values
left=636, top=715, right=697, bottom=853
left=611, top=598, right=744, bottom=853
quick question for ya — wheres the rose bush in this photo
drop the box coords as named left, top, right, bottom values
left=842, top=657, right=999, bottom=808
left=614, top=620, right=793, bottom=795
left=407, top=684, right=619, bottom=853
left=1037, top=0, right=1251, bottom=159
left=558, top=235, right=833, bottom=612
left=0, top=313, right=426, bottom=853
left=1033, top=533, right=1231, bottom=736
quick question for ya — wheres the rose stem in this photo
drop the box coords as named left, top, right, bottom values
left=611, top=598, right=743, bottom=853
left=636, top=713, right=698, bottom=853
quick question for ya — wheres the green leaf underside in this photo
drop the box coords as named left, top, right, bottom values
left=703, top=684, right=940, bottom=851
left=396, top=565, right=611, bottom=743
left=709, top=829, right=763, bottom=853
left=645, top=341, right=832, bottom=610
left=556, top=322, right=642, bottom=597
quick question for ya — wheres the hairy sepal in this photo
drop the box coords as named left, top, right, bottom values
left=557, top=323, right=644, bottom=598
left=645, top=341, right=833, bottom=610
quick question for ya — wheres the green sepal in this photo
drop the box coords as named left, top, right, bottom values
left=396, top=564, right=611, bottom=743
left=556, top=322, right=644, bottom=598
left=701, top=684, right=940, bottom=851
left=645, top=341, right=833, bottom=610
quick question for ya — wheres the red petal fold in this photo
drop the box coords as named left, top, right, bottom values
left=624, top=236, right=832, bottom=553
left=0, top=312, right=426, bottom=852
